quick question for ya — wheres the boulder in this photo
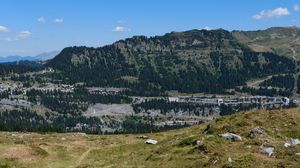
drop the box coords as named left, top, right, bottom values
left=145, top=139, right=158, bottom=145
left=260, top=145, right=274, bottom=157
left=249, top=126, right=265, bottom=138
left=284, top=138, right=300, bottom=148
left=219, top=133, right=242, bottom=141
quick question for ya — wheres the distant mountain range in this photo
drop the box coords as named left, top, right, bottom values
left=0, top=51, right=60, bottom=63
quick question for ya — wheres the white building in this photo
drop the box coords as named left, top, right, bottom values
left=168, top=97, right=179, bottom=102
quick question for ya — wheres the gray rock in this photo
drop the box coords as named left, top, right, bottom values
left=245, top=145, right=252, bottom=149
left=212, top=158, right=218, bottom=165
left=228, top=157, right=233, bottom=163
left=145, top=139, right=158, bottom=145
left=219, top=133, right=242, bottom=141
left=196, top=140, right=202, bottom=145
left=284, top=138, right=300, bottom=148
left=260, top=145, right=274, bottom=157
left=249, top=126, right=265, bottom=138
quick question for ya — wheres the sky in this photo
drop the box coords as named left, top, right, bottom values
left=0, top=0, right=300, bottom=56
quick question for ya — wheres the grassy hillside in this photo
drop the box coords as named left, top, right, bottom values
left=233, top=27, right=300, bottom=60
left=0, top=108, right=299, bottom=168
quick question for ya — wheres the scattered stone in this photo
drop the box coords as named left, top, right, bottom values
left=61, top=137, right=66, bottom=141
left=295, top=153, right=300, bottom=156
left=245, top=145, right=252, bottom=149
left=145, top=139, right=157, bottom=145
left=228, top=157, right=233, bottom=163
left=252, top=126, right=264, bottom=134
left=136, top=135, right=149, bottom=139
left=260, top=145, right=274, bottom=157
left=212, top=158, right=218, bottom=165
left=219, top=133, right=242, bottom=141
left=249, top=126, right=265, bottom=138
left=284, top=138, right=300, bottom=148
left=196, top=140, right=202, bottom=145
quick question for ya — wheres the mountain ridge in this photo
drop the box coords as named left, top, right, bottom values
left=47, top=27, right=296, bottom=94
left=0, top=51, right=60, bottom=63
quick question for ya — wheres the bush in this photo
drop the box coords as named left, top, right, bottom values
left=179, top=137, right=196, bottom=146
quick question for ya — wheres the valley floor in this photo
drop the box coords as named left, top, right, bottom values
left=0, top=108, right=300, bottom=168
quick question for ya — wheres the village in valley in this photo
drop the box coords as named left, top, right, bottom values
left=0, top=69, right=297, bottom=133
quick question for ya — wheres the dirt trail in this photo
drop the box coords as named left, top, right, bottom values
left=290, top=47, right=296, bottom=60
left=246, top=75, right=274, bottom=87
left=288, top=37, right=300, bottom=60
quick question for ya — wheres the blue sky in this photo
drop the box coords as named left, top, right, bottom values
left=0, top=0, right=300, bottom=56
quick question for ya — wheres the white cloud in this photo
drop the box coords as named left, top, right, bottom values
left=112, top=26, right=130, bottom=32
left=294, top=4, right=300, bottom=11
left=1, top=30, right=31, bottom=42
left=252, top=7, right=290, bottom=20
left=17, top=31, right=31, bottom=39
left=37, top=17, right=46, bottom=23
left=53, top=18, right=63, bottom=23
left=0, top=25, right=9, bottom=32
